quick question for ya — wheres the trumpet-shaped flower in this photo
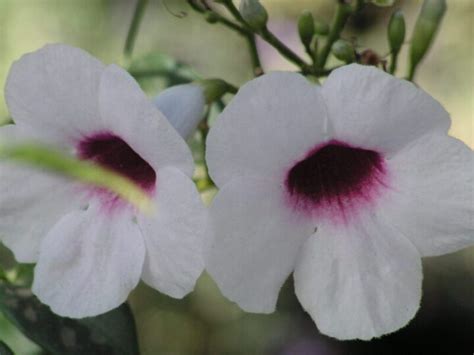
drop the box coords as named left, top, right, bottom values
left=205, top=64, right=474, bottom=340
left=0, top=44, right=207, bottom=318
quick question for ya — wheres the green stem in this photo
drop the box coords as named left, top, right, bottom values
left=246, top=33, right=264, bottom=76
left=220, top=1, right=264, bottom=75
left=389, top=51, right=398, bottom=74
left=221, top=0, right=246, bottom=23
left=316, top=3, right=352, bottom=70
left=188, top=1, right=262, bottom=75
left=407, top=65, right=416, bottom=81
left=259, top=27, right=312, bottom=73
left=124, top=0, right=149, bottom=59
left=220, top=1, right=310, bottom=72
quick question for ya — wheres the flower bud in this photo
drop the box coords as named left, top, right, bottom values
left=409, top=0, right=446, bottom=79
left=388, top=10, right=405, bottom=54
left=298, top=10, right=315, bottom=48
left=205, top=12, right=220, bottom=24
left=239, top=0, right=268, bottom=31
left=196, top=79, right=233, bottom=104
left=154, top=84, right=206, bottom=139
left=331, top=39, right=355, bottom=63
left=314, top=19, right=329, bottom=36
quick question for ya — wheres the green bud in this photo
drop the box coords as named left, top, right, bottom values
left=331, top=39, right=355, bottom=63
left=239, top=0, right=268, bottom=31
left=298, top=10, right=315, bottom=48
left=388, top=10, right=405, bottom=53
left=205, top=12, right=219, bottom=24
left=196, top=79, right=234, bottom=104
left=408, top=0, right=446, bottom=79
left=314, top=19, right=329, bottom=36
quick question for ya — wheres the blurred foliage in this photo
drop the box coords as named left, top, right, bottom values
left=0, top=0, right=473, bottom=354
left=0, top=282, right=139, bottom=355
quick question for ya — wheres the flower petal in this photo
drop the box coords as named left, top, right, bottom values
left=5, top=44, right=105, bottom=145
left=153, top=84, right=206, bottom=140
left=321, top=64, right=450, bottom=156
left=383, top=133, right=474, bottom=256
left=207, top=177, right=315, bottom=313
left=138, top=167, right=206, bottom=298
left=0, top=125, right=82, bottom=263
left=294, top=213, right=422, bottom=340
left=206, top=72, right=329, bottom=188
left=32, top=203, right=145, bottom=318
left=99, top=65, right=194, bottom=177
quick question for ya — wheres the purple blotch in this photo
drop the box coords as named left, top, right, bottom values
left=78, top=132, right=156, bottom=192
left=285, top=140, right=386, bottom=222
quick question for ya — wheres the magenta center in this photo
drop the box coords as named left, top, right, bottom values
left=78, top=133, right=156, bottom=192
left=285, top=140, right=386, bottom=221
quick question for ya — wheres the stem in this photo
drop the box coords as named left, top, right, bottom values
left=316, top=3, right=352, bottom=70
left=219, top=1, right=264, bottom=75
left=407, top=65, right=416, bottom=81
left=188, top=1, right=262, bottom=75
left=246, top=33, right=264, bottom=76
left=259, top=27, right=312, bottom=73
left=220, top=0, right=311, bottom=73
left=124, top=0, right=149, bottom=59
left=259, top=27, right=311, bottom=73
left=221, top=0, right=245, bottom=23
left=389, top=51, right=398, bottom=74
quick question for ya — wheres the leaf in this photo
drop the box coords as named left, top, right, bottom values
left=0, top=282, right=139, bottom=355
left=0, top=143, right=153, bottom=215
left=0, top=341, right=14, bottom=355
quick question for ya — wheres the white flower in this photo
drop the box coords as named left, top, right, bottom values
left=205, top=64, right=474, bottom=340
left=0, top=44, right=207, bottom=318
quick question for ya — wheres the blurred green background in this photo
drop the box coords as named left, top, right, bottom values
left=0, top=0, right=473, bottom=354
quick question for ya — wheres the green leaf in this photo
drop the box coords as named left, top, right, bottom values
left=0, top=143, right=153, bottom=214
left=0, top=341, right=14, bottom=355
left=370, top=0, right=395, bottom=7
left=0, top=283, right=139, bottom=355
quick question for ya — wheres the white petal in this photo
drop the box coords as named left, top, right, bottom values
left=32, top=203, right=145, bottom=318
left=99, top=65, right=194, bottom=177
left=138, top=167, right=206, bottom=298
left=207, top=177, right=315, bottom=313
left=0, top=125, right=82, bottom=263
left=206, top=72, right=329, bottom=188
left=383, top=133, right=474, bottom=256
left=294, top=213, right=422, bottom=340
left=5, top=44, right=105, bottom=145
left=153, top=84, right=206, bottom=140
left=321, top=64, right=450, bottom=156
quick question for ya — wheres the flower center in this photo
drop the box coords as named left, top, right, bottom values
left=285, top=140, right=387, bottom=223
left=78, top=132, right=156, bottom=192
